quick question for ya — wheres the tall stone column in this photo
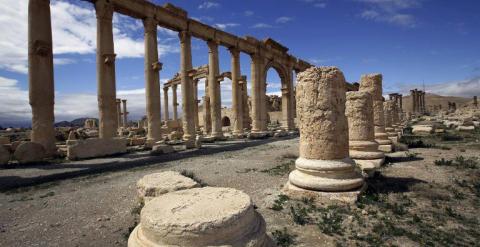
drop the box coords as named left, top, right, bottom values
left=179, top=31, right=196, bottom=146
left=163, top=87, right=169, bottom=122
left=96, top=0, right=117, bottom=139
left=28, top=0, right=56, bottom=156
left=384, top=101, right=398, bottom=142
left=474, top=96, right=478, bottom=108
left=116, top=99, right=122, bottom=129
left=410, top=90, right=416, bottom=114
left=359, top=74, right=393, bottom=153
left=283, top=67, right=364, bottom=204
left=281, top=69, right=294, bottom=131
left=193, top=79, right=200, bottom=132
left=144, top=17, right=162, bottom=143
left=207, top=41, right=223, bottom=139
left=422, top=91, right=426, bottom=113
left=172, top=84, right=178, bottom=121
left=260, top=69, right=268, bottom=131
left=249, top=54, right=264, bottom=136
left=241, top=81, right=251, bottom=130
left=230, top=47, right=243, bottom=136
left=346, top=91, right=385, bottom=176
left=122, top=99, right=128, bottom=127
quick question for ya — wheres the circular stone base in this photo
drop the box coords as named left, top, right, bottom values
left=288, top=157, right=364, bottom=192
left=128, top=187, right=273, bottom=247
left=136, top=171, right=200, bottom=202
left=282, top=181, right=366, bottom=205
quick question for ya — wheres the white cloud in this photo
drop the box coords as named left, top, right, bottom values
left=244, top=10, right=254, bottom=17
left=386, top=76, right=480, bottom=98
left=275, top=17, right=294, bottom=24
left=0, top=0, right=178, bottom=74
left=356, top=0, right=421, bottom=28
left=0, top=76, right=30, bottom=122
left=54, top=58, right=76, bottom=65
left=252, top=23, right=273, bottom=29
left=213, top=23, right=240, bottom=30
left=198, top=1, right=220, bottom=9
left=301, top=0, right=328, bottom=8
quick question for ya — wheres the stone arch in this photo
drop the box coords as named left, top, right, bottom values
left=263, top=60, right=288, bottom=88
left=222, top=116, right=231, bottom=126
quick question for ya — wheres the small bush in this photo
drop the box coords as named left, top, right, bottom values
left=434, top=158, right=453, bottom=166
left=270, top=195, right=289, bottom=211
left=272, top=228, right=296, bottom=247
left=290, top=204, right=310, bottom=225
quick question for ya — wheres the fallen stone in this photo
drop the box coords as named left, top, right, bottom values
left=412, top=125, right=434, bottom=135
left=136, top=171, right=200, bottom=202
left=0, top=145, right=10, bottom=165
left=66, top=137, right=127, bottom=160
left=457, top=125, right=475, bottom=132
left=128, top=187, right=273, bottom=247
left=150, top=144, right=174, bottom=155
left=0, top=136, right=10, bottom=145
left=13, top=142, right=46, bottom=164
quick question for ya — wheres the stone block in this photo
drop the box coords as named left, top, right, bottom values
left=150, top=144, right=175, bottom=155
left=0, top=145, right=10, bottom=165
left=0, top=136, right=10, bottom=145
left=136, top=171, right=200, bottom=202
left=66, top=137, right=127, bottom=160
left=13, top=142, right=46, bottom=164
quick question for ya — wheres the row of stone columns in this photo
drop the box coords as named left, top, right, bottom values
left=388, top=93, right=403, bottom=112
left=410, top=89, right=425, bottom=114
left=115, top=99, right=128, bottom=128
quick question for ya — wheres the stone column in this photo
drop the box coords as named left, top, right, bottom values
left=346, top=91, right=385, bottom=176
left=207, top=41, right=223, bottom=139
left=422, top=91, right=426, bottom=113
left=284, top=67, right=364, bottom=204
left=384, top=101, right=398, bottom=142
left=241, top=81, right=251, bottom=130
left=143, top=17, right=162, bottom=143
left=179, top=31, right=196, bottom=146
left=193, top=79, right=200, bottom=132
left=474, top=96, right=478, bottom=107
left=96, top=0, right=117, bottom=139
left=230, top=47, right=243, bottom=136
left=359, top=74, right=393, bottom=153
left=410, top=90, right=416, bottom=114
left=260, top=69, right=268, bottom=131
left=163, top=87, right=169, bottom=122
left=172, top=84, right=178, bottom=121
left=116, top=99, right=122, bottom=129
left=122, top=99, right=128, bottom=127
left=28, top=0, right=56, bottom=156
left=249, top=54, right=264, bottom=136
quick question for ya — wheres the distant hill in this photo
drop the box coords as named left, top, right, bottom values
left=402, top=93, right=472, bottom=112
left=54, top=118, right=98, bottom=127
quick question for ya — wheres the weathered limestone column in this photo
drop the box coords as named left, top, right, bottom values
left=346, top=91, right=385, bottom=176
left=260, top=69, right=268, bottom=131
left=179, top=31, right=196, bottom=146
left=28, top=0, right=56, bottom=156
left=122, top=99, right=128, bottom=127
left=422, top=91, right=426, bottom=113
left=241, top=81, right=251, bottom=129
left=207, top=41, right=223, bottom=139
left=474, top=96, right=478, bottom=108
left=283, top=67, right=364, bottom=204
left=163, top=87, right=169, bottom=122
left=193, top=79, right=200, bottom=132
left=359, top=74, right=393, bottom=153
left=143, top=17, right=162, bottom=143
left=230, top=47, right=244, bottom=136
left=410, top=90, right=417, bottom=114
left=203, top=79, right=212, bottom=135
left=283, top=68, right=295, bottom=131
left=384, top=101, right=398, bottom=142
left=96, top=0, right=117, bottom=139
left=116, top=99, right=122, bottom=129
left=249, top=54, right=265, bottom=136
left=172, top=84, right=178, bottom=121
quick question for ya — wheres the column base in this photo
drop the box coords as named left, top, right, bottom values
left=378, top=144, right=393, bottom=153
left=248, top=131, right=268, bottom=139
left=282, top=181, right=366, bottom=205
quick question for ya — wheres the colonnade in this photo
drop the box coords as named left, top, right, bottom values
left=410, top=89, right=425, bottom=114
left=115, top=99, right=128, bottom=128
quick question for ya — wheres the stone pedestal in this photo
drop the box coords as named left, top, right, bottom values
left=283, top=67, right=364, bottom=204
left=128, top=187, right=273, bottom=247
left=359, top=74, right=393, bottom=153
left=346, top=91, right=385, bottom=176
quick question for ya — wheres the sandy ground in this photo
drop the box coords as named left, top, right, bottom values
left=0, top=135, right=479, bottom=247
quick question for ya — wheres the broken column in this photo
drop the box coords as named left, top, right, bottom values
left=28, top=0, right=57, bottom=156
left=346, top=91, right=385, bottom=176
left=283, top=67, right=364, bottom=204
left=360, top=74, right=393, bottom=153
left=96, top=0, right=118, bottom=139
left=144, top=17, right=162, bottom=144
left=128, top=187, right=273, bottom=246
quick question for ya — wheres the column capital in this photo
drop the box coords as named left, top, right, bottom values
left=95, top=0, right=114, bottom=20
left=228, top=46, right=240, bottom=56
left=178, top=30, right=191, bottom=44
left=172, top=84, right=178, bottom=90
left=207, top=40, right=220, bottom=52
left=143, top=17, right=158, bottom=33
left=122, top=99, right=127, bottom=103
left=163, top=87, right=169, bottom=92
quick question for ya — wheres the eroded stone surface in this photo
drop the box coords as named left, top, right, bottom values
left=285, top=67, right=364, bottom=204
left=136, top=171, right=200, bottom=202
left=13, top=142, right=46, bottom=164
left=128, top=187, right=273, bottom=247
left=66, top=137, right=127, bottom=160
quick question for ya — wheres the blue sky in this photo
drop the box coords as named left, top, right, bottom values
left=0, top=0, right=479, bottom=125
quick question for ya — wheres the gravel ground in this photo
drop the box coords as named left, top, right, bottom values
left=0, top=136, right=479, bottom=247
